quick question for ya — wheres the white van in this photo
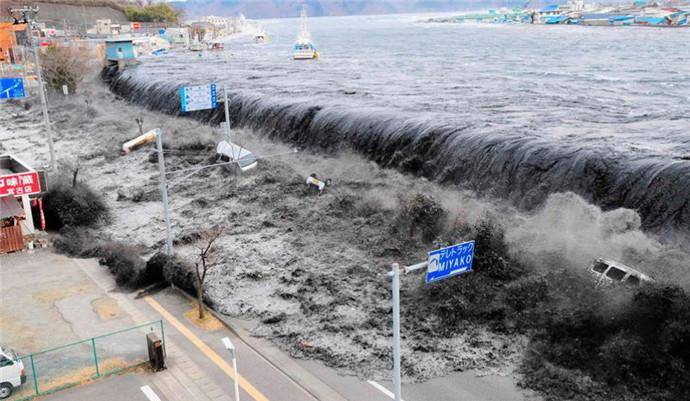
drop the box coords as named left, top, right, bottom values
left=216, top=141, right=258, bottom=172
left=0, top=346, right=25, bottom=399
left=588, top=258, right=653, bottom=288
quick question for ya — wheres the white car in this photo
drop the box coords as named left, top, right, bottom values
left=0, top=346, right=25, bottom=399
left=588, top=258, right=653, bottom=288
left=216, top=141, right=258, bottom=172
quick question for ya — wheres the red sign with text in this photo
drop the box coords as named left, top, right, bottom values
left=0, top=172, right=41, bottom=196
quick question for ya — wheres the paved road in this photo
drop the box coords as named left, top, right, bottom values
left=45, top=374, right=166, bottom=401
left=137, top=290, right=318, bottom=401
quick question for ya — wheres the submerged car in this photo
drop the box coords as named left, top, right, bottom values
left=216, top=141, right=258, bottom=172
left=588, top=258, right=653, bottom=288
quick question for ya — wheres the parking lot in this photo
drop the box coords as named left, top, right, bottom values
left=0, top=249, right=149, bottom=400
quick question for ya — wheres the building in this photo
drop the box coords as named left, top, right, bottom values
left=0, top=154, right=45, bottom=254
left=105, top=38, right=136, bottom=61
left=96, top=19, right=113, bottom=35
left=164, top=27, right=190, bottom=47
left=0, top=23, right=27, bottom=64
left=199, top=15, right=230, bottom=28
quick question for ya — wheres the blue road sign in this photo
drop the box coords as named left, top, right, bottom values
left=425, top=240, right=475, bottom=283
left=0, top=78, right=26, bottom=99
left=180, top=83, right=217, bottom=112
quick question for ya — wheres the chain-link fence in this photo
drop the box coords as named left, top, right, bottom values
left=5, top=320, right=164, bottom=401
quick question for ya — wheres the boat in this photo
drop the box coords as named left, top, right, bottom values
left=209, top=42, right=224, bottom=51
left=254, top=28, right=270, bottom=44
left=292, top=6, right=318, bottom=60
left=189, top=41, right=205, bottom=52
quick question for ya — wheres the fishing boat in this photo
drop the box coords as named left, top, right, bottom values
left=292, top=6, right=318, bottom=60
left=254, top=27, right=270, bottom=44
left=209, top=41, right=224, bottom=51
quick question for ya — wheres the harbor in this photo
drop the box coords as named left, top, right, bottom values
left=428, top=0, right=690, bottom=27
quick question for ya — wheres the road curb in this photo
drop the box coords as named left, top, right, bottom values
left=173, top=288, right=349, bottom=401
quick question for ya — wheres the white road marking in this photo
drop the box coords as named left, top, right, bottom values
left=367, top=380, right=405, bottom=401
left=141, top=385, right=163, bottom=401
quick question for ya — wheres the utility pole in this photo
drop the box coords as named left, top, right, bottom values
left=122, top=128, right=174, bottom=255
left=11, top=6, right=57, bottom=170
left=223, top=84, right=232, bottom=143
left=155, top=130, right=174, bottom=255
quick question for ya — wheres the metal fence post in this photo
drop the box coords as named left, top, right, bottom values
left=91, top=338, right=100, bottom=377
left=29, top=354, right=39, bottom=395
left=390, top=263, right=402, bottom=401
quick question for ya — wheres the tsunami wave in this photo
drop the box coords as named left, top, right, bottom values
left=104, top=68, right=690, bottom=242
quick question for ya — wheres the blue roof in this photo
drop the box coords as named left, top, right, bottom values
left=544, top=15, right=569, bottom=23
left=581, top=13, right=618, bottom=19
left=540, top=4, right=560, bottom=12
left=609, top=15, right=635, bottom=21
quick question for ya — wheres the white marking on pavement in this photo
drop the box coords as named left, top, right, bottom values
left=141, top=385, right=163, bottom=401
left=367, top=380, right=405, bottom=401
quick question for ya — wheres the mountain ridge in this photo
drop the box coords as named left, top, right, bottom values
left=173, top=0, right=533, bottom=19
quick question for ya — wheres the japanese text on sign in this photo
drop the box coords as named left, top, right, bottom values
left=425, top=240, right=475, bottom=283
left=0, top=172, right=41, bottom=197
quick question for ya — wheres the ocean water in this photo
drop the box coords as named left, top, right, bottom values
left=110, top=14, right=690, bottom=237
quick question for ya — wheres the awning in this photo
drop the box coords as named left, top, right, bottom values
left=0, top=196, right=24, bottom=219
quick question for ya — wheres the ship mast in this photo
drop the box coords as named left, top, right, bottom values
left=300, top=5, right=309, bottom=37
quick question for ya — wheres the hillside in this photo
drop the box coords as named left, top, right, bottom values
left=173, top=0, right=529, bottom=19
left=3, top=1, right=129, bottom=28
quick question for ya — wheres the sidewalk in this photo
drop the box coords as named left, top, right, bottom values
left=73, top=258, right=234, bottom=401
left=73, top=258, right=340, bottom=401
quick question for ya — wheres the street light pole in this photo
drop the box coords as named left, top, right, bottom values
left=223, top=84, right=232, bottom=143
left=13, top=6, right=57, bottom=169
left=222, top=337, right=240, bottom=401
left=155, top=130, right=173, bottom=255
left=390, top=263, right=402, bottom=401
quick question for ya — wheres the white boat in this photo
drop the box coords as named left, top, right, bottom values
left=292, top=6, right=318, bottom=60
left=254, top=28, right=270, bottom=44
left=189, top=41, right=205, bottom=52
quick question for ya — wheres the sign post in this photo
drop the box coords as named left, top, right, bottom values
left=386, top=240, right=475, bottom=401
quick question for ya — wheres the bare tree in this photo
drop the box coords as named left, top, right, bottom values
left=39, top=44, right=89, bottom=94
left=59, top=156, right=81, bottom=188
left=194, top=227, right=223, bottom=319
